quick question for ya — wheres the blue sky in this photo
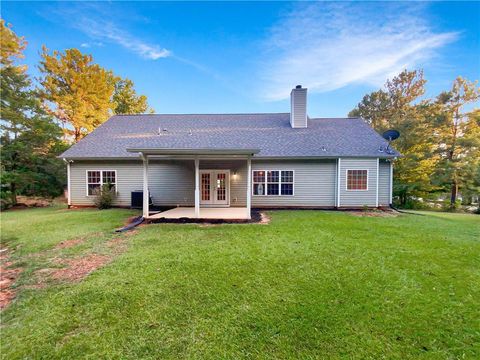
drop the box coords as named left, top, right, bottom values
left=3, top=1, right=479, bottom=117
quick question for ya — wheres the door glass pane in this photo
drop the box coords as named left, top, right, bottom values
left=217, top=173, right=226, bottom=201
left=201, top=173, right=210, bottom=201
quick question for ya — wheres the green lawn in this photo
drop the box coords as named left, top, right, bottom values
left=1, top=207, right=479, bottom=359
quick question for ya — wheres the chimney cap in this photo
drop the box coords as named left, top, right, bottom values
left=295, top=85, right=302, bottom=89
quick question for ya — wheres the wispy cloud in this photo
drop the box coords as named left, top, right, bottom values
left=75, top=17, right=171, bottom=60
left=80, top=42, right=104, bottom=49
left=258, top=2, right=459, bottom=101
left=47, top=2, right=171, bottom=60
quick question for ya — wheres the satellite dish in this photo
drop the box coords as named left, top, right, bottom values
left=382, top=129, right=400, bottom=142
left=381, top=130, right=400, bottom=155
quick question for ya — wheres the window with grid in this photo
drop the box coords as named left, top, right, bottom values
left=252, top=170, right=294, bottom=196
left=281, top=170, right=294, bottom=195
left=87, top=170, right=116, bottom=195
left=253, top=170, right=265, bottom=195
left=347, top=170, right=368, bottom=190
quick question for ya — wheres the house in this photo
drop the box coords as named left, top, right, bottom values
left=60, top=85, right=399, bottom=220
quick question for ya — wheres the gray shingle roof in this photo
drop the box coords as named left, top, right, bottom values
left=60, top=113, right=400, bottom=159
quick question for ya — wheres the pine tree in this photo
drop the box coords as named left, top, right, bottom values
left=349, top=70, right=437, bottom=205
left=432, top=77, right=480, bottom=207
left=0, top=20, right=67, bottom=208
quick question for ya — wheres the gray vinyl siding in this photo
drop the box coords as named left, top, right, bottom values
left=70, top=158, right=383, bottom=208
left=69, top=159, right=249, bottom=207
left=148, top=160, right=194, bottom=206
left=378, top=160, right=391, bottom=206
left=339, top=158, right=378, bottom=207
left=252, top=160, right=336, bottom=207
left=70, top=161, right=143, bottom=206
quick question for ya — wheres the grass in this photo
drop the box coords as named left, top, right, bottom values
left=1, top=207, right=479, bottom=359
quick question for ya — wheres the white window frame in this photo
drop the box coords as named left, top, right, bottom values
left=345, top=169, right=369, bottom=191
left=252, top=170, right=295, bottom=196
left=86, top=170, right=117, bottom=196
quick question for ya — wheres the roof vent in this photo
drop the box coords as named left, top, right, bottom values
left=158, top=127, right=168, bottom=135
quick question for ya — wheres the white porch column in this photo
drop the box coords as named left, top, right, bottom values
left=246, top=157, right=252, bottom=219
left=195, top=157, right=200, bottom=218
left=142, top=153, right=149, bottom=218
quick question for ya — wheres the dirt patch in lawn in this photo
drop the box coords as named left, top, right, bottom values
left=348, top=209, right=400, bottom=217
left=54, top=238, right=85, bottom=250
left=0, top=248, right=23, bottom=310
left=34, top=234, right=133, bottom=284
left=259, top=212, right=271, bottom=224
left=50, top=254, right=112, bottom=282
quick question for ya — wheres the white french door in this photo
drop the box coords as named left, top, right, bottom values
left=199, top=170, right=229, bottom=206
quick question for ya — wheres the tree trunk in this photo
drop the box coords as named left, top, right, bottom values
left=10, top=182, right=17, bottom=206
left=74, top=128, right=81, bottom=143
left=450, top=181, right=458, bottom=205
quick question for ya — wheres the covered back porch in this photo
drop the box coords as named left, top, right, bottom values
left=127, top=148, right=259, bottom=220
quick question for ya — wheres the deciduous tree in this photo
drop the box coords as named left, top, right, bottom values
left=38, top=48, right=115, bottom=142
left=112, top=78, right=154, bottom=114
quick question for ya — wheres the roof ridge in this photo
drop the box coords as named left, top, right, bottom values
left=308, top=117, right=361, bottom=120
left=113, top=112, right=290, bottom=116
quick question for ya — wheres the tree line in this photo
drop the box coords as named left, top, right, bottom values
left=0, top=20, right=154, bottom=208
left=349, top=70, right=480, bottom=209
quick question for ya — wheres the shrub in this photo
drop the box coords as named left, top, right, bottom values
left=442, top=199, right=462, bottom=212
left=0, top=187, right=14, bottom=210
left=397, top=198, right=432, bottom=210
left=93, top=184, right=116, bottom=209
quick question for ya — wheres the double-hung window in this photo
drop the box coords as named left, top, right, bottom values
left=253, top=170, right=294, bottom=196
left=87, top=170, right=116, bottom=195
left=346, top=169, right=368, bottom=191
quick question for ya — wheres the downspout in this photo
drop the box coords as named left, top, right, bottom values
left=389, top=159, right=394, bottom=206
left=63, top=158, right=72, bottom=208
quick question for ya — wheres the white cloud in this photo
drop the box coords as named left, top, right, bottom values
left=76, top=18, right=171, bottom=60
left=80, top=42, right=104, bottom=49
left=258, top=2, right=458, bottom=101
left=47, top=2, right=171, bottom=60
